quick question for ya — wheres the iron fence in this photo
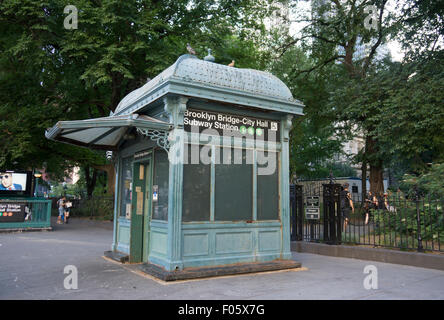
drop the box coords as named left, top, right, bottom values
left=50, top=196, right=114, bottom=220
left=290, top=186, right=443, bottom=253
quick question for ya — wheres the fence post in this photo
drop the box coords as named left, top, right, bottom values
left=290, top=185, right=296, bottom=241
left=415, top=187, right=424, bottom=252
left=296, top=185, right=303, bottom=241
left=323, top=183, right=341, bottom=245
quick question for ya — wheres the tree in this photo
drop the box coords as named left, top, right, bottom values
left=274, top=0, right=397, bottom=193
left=402, top=163, right=444, bottom=198
left=268, top=45, right=345, bottom=180
left=275, top=0, right=438, bottom=195
left=328, top=0, right=444, bottom=178
left=0, top=0, right=269, bottom=192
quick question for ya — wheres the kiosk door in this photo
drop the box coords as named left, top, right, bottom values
left=129, top=159, right=152, bottom=263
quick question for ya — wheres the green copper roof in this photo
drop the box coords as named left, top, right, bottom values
left=114, top=54, right=304, bottom=116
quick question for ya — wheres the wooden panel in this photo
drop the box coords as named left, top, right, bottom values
left=183, top=233, right=209, bottom=257
left=150, top=231, right=168, bottom=256
left=118, top=225, right=130, bottom=244
left=258, top=230, right=280, bottom=252
left=215, top=232, right=252, bottom=254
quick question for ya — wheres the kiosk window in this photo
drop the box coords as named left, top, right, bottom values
left=257, top=151, right=279, bottom=220
left=152, top=149, right=169, bottom=221
left=120, top=156, right=133, bottom=218
left=215, top=148, right=253, bottom=221
left=182, top=144, right=211, bottom=222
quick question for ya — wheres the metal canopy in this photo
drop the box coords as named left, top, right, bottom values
left=45, top=114, right=172, bottom=151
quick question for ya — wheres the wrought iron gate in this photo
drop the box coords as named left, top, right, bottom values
left=290, top=183, right=343, bottom=244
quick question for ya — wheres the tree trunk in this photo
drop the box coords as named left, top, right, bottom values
left=369, top=160, right=384, bottom=195
left=365, top=135, right=385, bottom=195
left=361, top=160, right=367, bottom=204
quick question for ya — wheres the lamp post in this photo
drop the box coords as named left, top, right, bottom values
left=34, top=170, right=42, bottom=197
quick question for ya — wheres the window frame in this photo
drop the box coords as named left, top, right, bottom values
left=182, top=142, right=281, bottom=223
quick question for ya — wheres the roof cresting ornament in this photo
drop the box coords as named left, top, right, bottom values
left=203, top=48, right=215, bottom=62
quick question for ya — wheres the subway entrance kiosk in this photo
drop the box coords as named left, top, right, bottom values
left=46, top=53, right=304, bottom=280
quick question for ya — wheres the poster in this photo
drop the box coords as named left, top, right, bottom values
left=0, top=203, right=26, bottom=223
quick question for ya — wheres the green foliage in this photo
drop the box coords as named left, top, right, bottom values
left=70, top=197, right=114, bottom=220
left=268, top=46, right=345, bottom=179
left=1, top=0, right=442, bottom=194
left=330, top=162, right=357, bottom=178
left=49, top=181, right=83, bottom=198
left=402, top=163, right=444, bottom=198
left=0, top=0, right=269, bottom=185
left=330, top=54, right=444, bottom=172
left=277, top=0, right=442, bottom=190
left=372, top=204, right=444, bottom=243
left=398, top=0, right=444, bottom=60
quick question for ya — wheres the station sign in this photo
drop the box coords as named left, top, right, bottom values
left=134, top=149, right=151, bottom=161
left=305, top=196, right=320, bottom=220
left=184, top=108, right=280, bottom=141
left=0, top=202, right=26, bottom=223
left=305, top=208, right=320, bottom=220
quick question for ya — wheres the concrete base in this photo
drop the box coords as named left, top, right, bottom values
left=0, top=227, right=52, bottom=233
left=292, top=241, right=444, bottom=271
left=138, top=259, right=302, bottom=281
left=104, top=250, right=129, bottom=263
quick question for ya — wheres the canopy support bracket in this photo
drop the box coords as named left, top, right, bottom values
left=136, top=128, right=170, bottom=153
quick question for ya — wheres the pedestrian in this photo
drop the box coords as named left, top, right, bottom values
left=341, top=183, right=354, bottom=230
left=57, top=196, right=66, bottom=224
left=385, top=192, right=397, bottom=213
left=377, top=192, right=385, bottom=210
left=364, top=191, right=377, bottom=225
left=64, top=199, right=72, bottom=224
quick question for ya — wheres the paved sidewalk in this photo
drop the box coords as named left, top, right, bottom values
left=1, top=218, right=443, bottom=300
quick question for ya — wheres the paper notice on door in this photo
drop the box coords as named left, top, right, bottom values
left=126, top=204, right=131, bottom=219
left=136, top=192, right=143, bottom=215
left=139, top=165, right=144, bottom=180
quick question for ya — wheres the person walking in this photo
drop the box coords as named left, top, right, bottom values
left=64, top=199, right=72, bottom=224
left=57, top=196, right=66, bottom=224
left=341, top=183, right=354, bottom=230
left=364, top=191, right=378, bottom=225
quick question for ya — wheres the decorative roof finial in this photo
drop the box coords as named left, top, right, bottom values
left=204, top=48, right=215, bottom=62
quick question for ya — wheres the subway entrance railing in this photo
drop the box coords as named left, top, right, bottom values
left=0, top=198, right=52, bottom=230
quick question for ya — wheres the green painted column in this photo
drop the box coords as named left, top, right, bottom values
left=280, top=114, right=293, bottom=260
left=164, top=95, right=188, bottom=271
left=112, top=156, right=120, bottom=252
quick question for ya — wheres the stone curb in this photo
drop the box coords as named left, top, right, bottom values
left=291, top=241, right=444, bottom=271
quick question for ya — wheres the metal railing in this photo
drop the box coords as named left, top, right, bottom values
left=343, top=193, right=443, bottom=252
left=290, top=187, right=443, bottom=253
left=0, top=198, right=52, bottom=229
